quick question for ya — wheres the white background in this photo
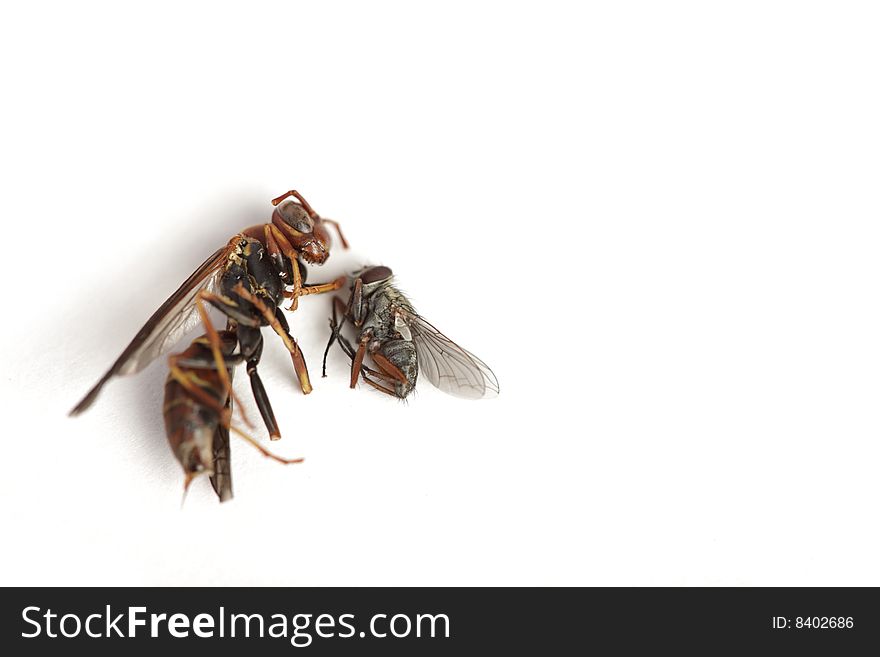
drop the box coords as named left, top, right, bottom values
left=1, top=1, right=879, bottom=586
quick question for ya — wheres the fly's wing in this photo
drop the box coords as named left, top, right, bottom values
left=408, top=314, right=499, bottom=399
left=69, top=246, right=229, bottom=415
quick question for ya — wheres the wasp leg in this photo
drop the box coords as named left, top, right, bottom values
left=273, top=306, right=312, bottom=395
left=167, top=356, right=233, bottom=422
left=265, top=224, right=304, bottom=311
left=231, top=283, right=313, bottom=395
left=168, top=338, right=282, bottom=500
left=350, top=278, right=365, bottom=326
left=198, top=289, right=281, bottom=437
left=323, top=296, right=348, bottom=377
left=167, top=351, right=244, bottom=437
left=238, top=327, right=282, bottom=441
left=195, top=292, right=255, bottom=428
left=168, top=361, right=302, bottom=466
left=226, top=423, right=303, bottom=465
left=285, top=276, right=347, bottom=300
left=263, top=223, right=292, bottom=287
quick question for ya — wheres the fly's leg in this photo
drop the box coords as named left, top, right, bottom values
left=371, top=353, right=409, bottom=385
left=339, top=338, right=399, bottom=396
left=360, top=374, right=399, bottom=397
left=350, top=335, right=369, bottom=389
left=352, top=353, right=403, bottom=397
left=324, top=301, right=399, bottom=391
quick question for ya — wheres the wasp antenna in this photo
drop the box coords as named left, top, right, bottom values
left=271, top=190, right=318, bottom=218
left=323, top=219, right=350, bottom=249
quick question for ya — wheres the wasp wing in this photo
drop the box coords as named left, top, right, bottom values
left=408, top=314, right=499, bottom=399
left=210, top=395, right=234, bottom=503
left=70, top=246, right=229, bottom=415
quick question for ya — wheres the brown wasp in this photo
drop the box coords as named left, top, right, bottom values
left=70, top=190, right=348, bottom=498
left=323, top=266, right=499, bottom=399
left=164, top=326, right=302, bottom=502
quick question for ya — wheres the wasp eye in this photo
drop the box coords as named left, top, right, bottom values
left=278, top=202, right=315, bottom=234
left=291, top=216, right=313, bottom=233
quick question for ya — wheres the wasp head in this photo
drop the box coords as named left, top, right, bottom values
left=272, top=200, right=332, bottom=265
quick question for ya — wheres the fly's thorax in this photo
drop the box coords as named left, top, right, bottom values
left=357, top=284, right=417, bottom=348
left=381, top=285, right=416, bottom=314
left=367, top=284, right=415, bottom=320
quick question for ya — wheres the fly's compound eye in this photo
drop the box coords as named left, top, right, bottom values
left=360, top=266, right=393, bottom=284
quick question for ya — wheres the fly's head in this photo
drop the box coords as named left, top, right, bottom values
left=348, top=266, right=394, bottom=325
left=354, top=265, right=394, bottom=295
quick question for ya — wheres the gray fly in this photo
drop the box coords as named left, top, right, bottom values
left=322, top=266, right=499, bottom=399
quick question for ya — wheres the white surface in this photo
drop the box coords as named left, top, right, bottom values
left=2, top=2, right=880, bottom=586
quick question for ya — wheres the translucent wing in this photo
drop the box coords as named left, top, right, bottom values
left=70, top=246, right=229, bottom=415
left=210, top=395, right=234, bottom=503
left=408, top=314, right=499, bottom=399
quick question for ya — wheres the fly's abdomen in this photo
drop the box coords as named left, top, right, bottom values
left=380, top=339, right=418, bottom=398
